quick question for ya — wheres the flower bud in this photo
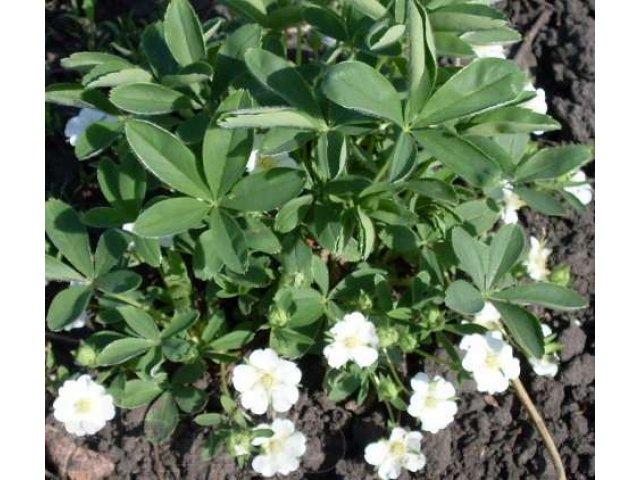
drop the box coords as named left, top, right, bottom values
left=75, top=341, right=98, bottom=367
left=269, top=307, right=290, bottom=328
left=550, top=265, right=572, bottom=287
left=377, top=326, right=400, bottom=349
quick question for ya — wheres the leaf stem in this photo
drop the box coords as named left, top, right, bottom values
left=512, top=378, right=567, bottom=480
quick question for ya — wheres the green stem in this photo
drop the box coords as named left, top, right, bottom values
left=383, top=349, right=408, bottom=393
left=370, top=372, right=397, bottom=425
left=295, top=26, right=303, bottom=65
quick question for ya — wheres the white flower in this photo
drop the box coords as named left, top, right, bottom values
left=246, top=149, right=297, bottom=174
left=460, top=331, right=520, bottom=394
left=122, top=222, right=173, bottom=248
left=564, top=170, right=593, bottom=206
left=364, top=427, right=426, bottom=480
left=500, top=183, right=525, bottom=224
left=232, top=348, right=301, bottom=415
left=528, top=324, right=559, bottom=377
left=63, top=310, right=87, bottom=331
left=524, top=236, right=552, bottom=281
left=522, top=82, right=547, bottom=115
left=323, top=312, right=379, bottom=369
left=251, top=418, right=306, bottom=477
left=471, top=43, right=506, bottom=59
left=64, top=108, right=118, bottom=146
left=407, top=373, right=457, bottom=433
left=53, top=375, right=116, bottom=436
left=473, top=302, right=501, bottom=330
left=521, top=82, right=547, bottom=135
left=321, top=35, right=337, bottom=48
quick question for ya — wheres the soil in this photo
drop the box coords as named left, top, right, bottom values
left=45, top=0, right=595, bottom=478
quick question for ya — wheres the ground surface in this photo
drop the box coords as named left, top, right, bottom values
left=45, top=0, right=595, bottom=478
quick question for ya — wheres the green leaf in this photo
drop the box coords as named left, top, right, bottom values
left=94, top=229, right=129, bottom=277
left=221, top=0, right=267, bottom=23
left=429, top=4, right=506, bottom=32
left=322, top=61, right=403, bottom=125
left=209, top=330, right=255, bottom=351
left=45, top=199, right=94, bottom=278
left=173, top=385, right=207, bottom=413
left=222, top=168, right=306, bottom=212
left=118, top=379, right=163, bottom=408
left=515, top=145, right=593, bottom=182
left=74, top=120, right=122, bottom=160
left=97, top=337, right=156, bottom=365
left=125, top=119, right=211, bottom=199
left=46, top=286, right=92, bottom=331
left=86, top=67, right=154, bottom=89
left=45, top=255, right=84, bottom=282
left=163, top=0, right=206, bottom=66
left=142, top=22, right=179, bottom=77
left=244, top=48, right=321, bottom=118
left=94, top=270, right=142, bottom=293
left=134, top=197, right=210, bottom=238
left=208, top=209, right=248, bottom=273
left=303, top=5, right=348, bottom=41
left=61, top=51, right=131, bottom=70
left=451, top=227, right=486, bottom=290
left=492, top=301, right=544, bottom=358
left=110, top=83, right=194, bottom=115
left=405, top=179, right=457, bottom=203
left=195, top=413, right=224, bottom=426
left=444, top=280, right=484, bottom=314
left=414, top=58, right=525, bottom=126
left=388, top=131, right=416, bottom=181
left=407, top=0, right=437, bottom=116
left=329, top=372, right=361, bottom=402
left=116, top=306, right=161, bottom=340
left=466, top=107, right=561, bottom=135
left=194, top=229, right=223, bottom=279
left=491, top=283, right=587, bottom=311
left=162, top=310, right=199, bottom=338
left=97, top=155, right=146, bottom=214
left=351, top=0, right=387, bottom=20
left=486, top=224, right=525, bottom=288
left=203, top=94, right=253, bottom=198
left=145, top=392, right=179, bottom=444
left=211, top=24, right=262, bottom=97
left=514, top=187, right=566, bottom=216
left=317, top=131, right=347, bottom=181
left=274, top=194, right=313, bottom=233
left=219, top=107, right=323, bottom=130
left=413, top=130, right=500, bottom=187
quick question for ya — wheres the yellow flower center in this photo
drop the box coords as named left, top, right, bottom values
left=424, top=396, right=439, bottom=409
left=343, top=335, right=362, bottom=349
left=485, top=352, right=501, bottom=369
left=389, top=440, right=406, bottom=457
left=257, top=155, right=278, bottom=171
left=260, top=372, right=276, bottom=388
left=74, top=398, right=93, bottom=414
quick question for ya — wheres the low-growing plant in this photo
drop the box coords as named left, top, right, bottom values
left=45, top=0, right=592, bottom=478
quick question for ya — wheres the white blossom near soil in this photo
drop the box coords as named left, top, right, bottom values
left=473, top=302, right=502, bottom=330
left=525, top=236, right=552, bottom=281
left=53, top=374, right=116, bottom=436
left=246, top=148, right=297, bottom=174
left=231, top=348, right=302, bottom=415
left=528, top=324, right=560, bottom=377
left=323, top=311, right=380, bottom=369
left=460, top=331, right=521, bottom=394
left=364, top=427, right=426, bottom=480
left=251, top=418, right=306, bottom=477
left=63, top=310, right=87, bottom=331
left=564, top=170, right=593, bottom=206
left=64, top=108, right=117, bottom=146
left=470, top=43, right=506, bottom=59
left=500, top=182, right=525, bottom=225
left=122, top=222, right=174, bottom=248
left=407, top=373, right=458, bottom=433
left=522, top=82, right=548, bottom=115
